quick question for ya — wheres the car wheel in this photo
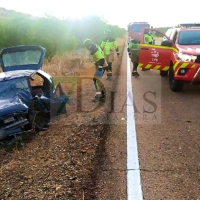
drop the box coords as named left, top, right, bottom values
left=29, top=110, right=50, bottom=131
left=169, top=65, right=184, bottom=92
left=160, top=70, right=168, bottom=77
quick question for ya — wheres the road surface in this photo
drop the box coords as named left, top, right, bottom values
left=95, top=41, right=200, bottom=200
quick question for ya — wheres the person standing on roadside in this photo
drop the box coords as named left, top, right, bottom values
left=144, top=30, right=153, bottom=44
left=100, top=29, right=120, bottom=78
left=82, top=38, right=107, bottom=102
left=127, top=39, right=140, bottom=77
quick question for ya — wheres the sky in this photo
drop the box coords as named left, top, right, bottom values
left=0, top=0, right=200, bottom=29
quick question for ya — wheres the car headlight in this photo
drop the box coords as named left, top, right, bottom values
left=177, top=53, right=197, bottom=62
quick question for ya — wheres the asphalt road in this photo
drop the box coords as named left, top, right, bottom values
left=95, top=43, right=200, bottom=199
left=135, top=69, right=200, bottom=200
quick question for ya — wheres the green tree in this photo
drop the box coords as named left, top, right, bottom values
left=0, top=12, right=126, bottom=59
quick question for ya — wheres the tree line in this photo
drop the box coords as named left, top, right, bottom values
left=0, top=14, right=126, bottom=60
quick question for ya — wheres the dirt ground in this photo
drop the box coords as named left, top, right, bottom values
left=0, top=38, right=125, bottom=200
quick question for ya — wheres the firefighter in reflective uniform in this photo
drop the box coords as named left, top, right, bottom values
left=82, top=38, right=107, bottom=102
left=144, top=30, right=153, bottom=44
left=149, top=31, right=154, bottom=44
left=127, top=39, right=140, bottom=77
left=100, top=29, right=120, bottom=78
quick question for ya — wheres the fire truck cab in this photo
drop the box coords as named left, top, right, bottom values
left=138, top=23, right=200, bottom=92
left=128, top=22, right=151, bottom=42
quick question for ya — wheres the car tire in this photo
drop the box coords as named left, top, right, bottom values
left=30, top=110, right=50, bottom=131
left=160, top=70, right=168, bottom=77
left=169, top=65, right=184, bottom=92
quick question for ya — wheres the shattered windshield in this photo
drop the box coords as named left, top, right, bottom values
left=2, top=50, right=42, bottom=68
left=0, top=76, right=31, bottom=100
left=178, top=30, right=200, bottom=45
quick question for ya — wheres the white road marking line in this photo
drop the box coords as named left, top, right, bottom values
left=127, top=53, right=143, bottom=200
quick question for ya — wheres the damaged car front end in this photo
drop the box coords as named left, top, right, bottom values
left=0, top=76, right=31, bottom=140
left=0, top=45, right=68, bottom=140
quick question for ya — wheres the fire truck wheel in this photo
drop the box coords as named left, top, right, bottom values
left=160, top=70, right=168, bottom=77
left=169, top=65, right=184, bottom=92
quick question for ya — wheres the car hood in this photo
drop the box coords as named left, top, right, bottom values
left=0, top=45, right=46, bottom=72
left=0, top=95, right=28, bottom=117
left=177, top=44, right=200, bottom=55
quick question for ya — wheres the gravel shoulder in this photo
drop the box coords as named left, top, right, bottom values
left=0, top=38, right=126, bottom=200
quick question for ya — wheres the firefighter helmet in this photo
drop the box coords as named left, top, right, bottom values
left=82, top=38, right=92, bottom=47
left=104, top=29, right=111, bottom=34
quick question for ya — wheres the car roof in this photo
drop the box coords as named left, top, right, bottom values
left=0, top=70, right=35, bottom=81
left=167, top=27, right=200, bottom=32
left=179, top=27, right=200, bottom=31
left=0, top=69, right=52, bottom=82
left=169, top=27, right=200, bottom=32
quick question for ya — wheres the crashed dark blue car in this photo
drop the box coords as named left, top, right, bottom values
left=0, top=45, right=67, bottom=140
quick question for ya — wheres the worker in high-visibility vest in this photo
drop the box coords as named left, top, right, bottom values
left=144, top=30, right=154, bottom=44
left=149, top=31, right=154, bottom=44
left=82, top=38, right=107, bottom=102
left=127, top=39, right=140, bottom=77
left=100, top=29, right=120, bottom=78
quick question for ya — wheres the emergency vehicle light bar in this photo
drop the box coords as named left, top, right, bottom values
left=128, top=22, right=149, bottom=25
left=133, top=22, right=148, bottom=24
left=180, top=23, right=200, bottom=27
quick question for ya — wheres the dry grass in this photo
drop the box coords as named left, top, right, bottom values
left=42, top=49, right=92, bottom=77
left=0, top=36, right=126, bottom=77
left=43, top=36, right=126, bottom=77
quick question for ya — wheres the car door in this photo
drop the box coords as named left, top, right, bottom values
left=51, top=82, right=69, bottom=115
left=29, top=71, right=68, bottom=117
left=138, top=28, right=178, bottom=71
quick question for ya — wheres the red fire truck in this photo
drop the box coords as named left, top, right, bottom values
left=127, top=22, right=151, bottom=42
left=138, top=23, right=200, bottom=92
